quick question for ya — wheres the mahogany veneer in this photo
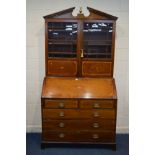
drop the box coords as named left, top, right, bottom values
left=41, top=77, right=117, bottom=149
left=41, top=7, right=118, bottom=150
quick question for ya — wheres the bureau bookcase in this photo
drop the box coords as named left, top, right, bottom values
left=41, top=7, right=118, bottom=149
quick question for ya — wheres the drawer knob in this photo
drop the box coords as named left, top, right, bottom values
left=93, top=103, right=100, bottom=108
left=93, top=123, right=99, bottom=128
left=59, top=122, right=65, bottom=128
left=59, top=133, right=65, bottom=138
left=92, top=134, right=99, bottom=139
left=93, top=112, right=99, bottom=117
left=59, top=102, right=65, bottom=108
left=59, top=112, right=65, bottom=117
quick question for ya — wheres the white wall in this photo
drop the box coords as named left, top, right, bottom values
left=26, top=0, right=129, bottom=133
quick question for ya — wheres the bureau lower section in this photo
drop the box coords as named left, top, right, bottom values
left=41, top=99, right=117, bottom=149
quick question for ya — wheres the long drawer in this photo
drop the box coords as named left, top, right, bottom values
left=42, top=131, right=115, bottom=142
left=43, top=119, right=115, bottom=131
left=42, top=109, right=115, bottom=119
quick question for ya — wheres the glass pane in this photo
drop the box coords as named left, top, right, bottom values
left=83, top=22, right=113, bottom=59
left=48, top=22, right=77, bottom=58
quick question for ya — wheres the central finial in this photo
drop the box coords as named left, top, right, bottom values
left=79, top=7, right=82, bottom=14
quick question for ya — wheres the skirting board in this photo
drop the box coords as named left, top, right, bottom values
left=26, top=125, right=129, bottom=133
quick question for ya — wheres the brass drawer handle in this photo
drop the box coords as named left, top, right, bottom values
left=93, top=123, right=99, bottom=128
left=93, top=112, right=99, bottom=117
left=93, top=103, right=100, bottom=108
left=59, top=112, right=65, bottom=117
left=59, top=122, right=65, bottom=128
left=92, top=134, right=99, bottom=139
left=59, top=102, right=65, bottom=108
left=59, top=133, right=65, bottom=138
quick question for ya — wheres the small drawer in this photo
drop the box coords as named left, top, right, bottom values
left=79, top=100, right=114, bottom=109
left=44, top=100, right=78, bottom=109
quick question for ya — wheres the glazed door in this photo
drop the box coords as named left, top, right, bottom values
left=81, top=21, right=114, bottom=77
left=47, top=21, right=78, bottom=58
left=46, top=21, right=79, bottom=76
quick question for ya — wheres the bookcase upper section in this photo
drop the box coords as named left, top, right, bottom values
left=43, top=7, right=118, bottom=77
